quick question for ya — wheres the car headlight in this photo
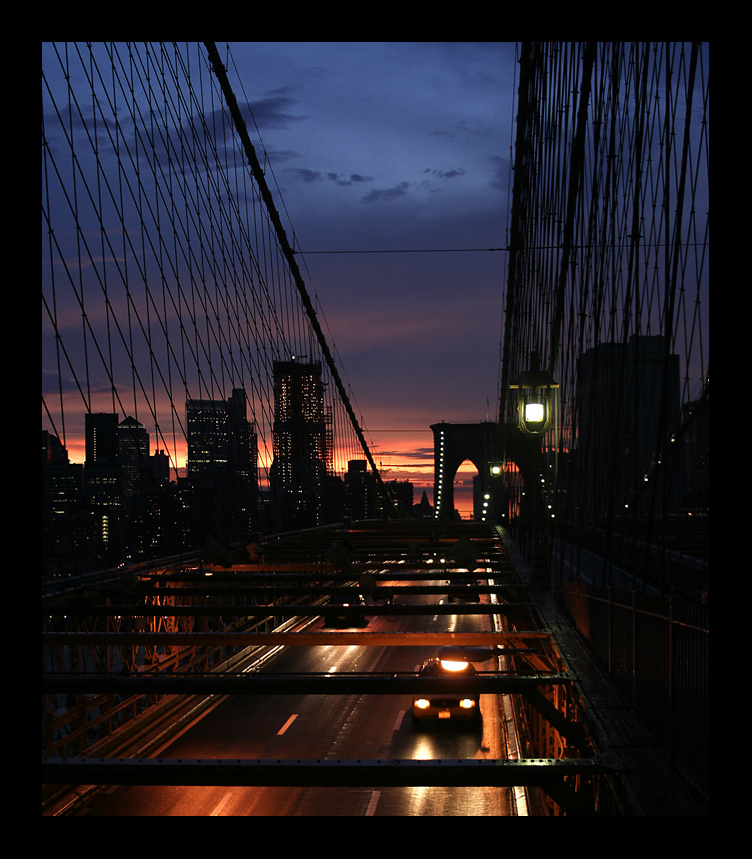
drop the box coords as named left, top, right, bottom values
left=459, top=698, right=476, bottom=709
left=414, top=698, right=431, bottom=709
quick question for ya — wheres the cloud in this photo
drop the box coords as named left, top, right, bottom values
left=241, top=90, right=306, bottom=130
left=488, top=154, right=510, bottom=192
left=43, top=369, right=78, bottom=395
left=287, top=168, right=325, bottom=183
left=361, top=182, right=411, bottom=203
left=423, top=168, right=466, bottom=180
left=378, top=445, right=434, bottom=462
left=286, top=168, right=374, bottom=186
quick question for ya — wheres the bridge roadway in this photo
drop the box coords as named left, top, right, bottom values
left=43, top=521, right=704, bottom=816
left=67, top=578, right=517, bottom=817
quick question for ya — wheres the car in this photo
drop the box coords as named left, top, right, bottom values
left=446, top=569, right=480, bottom=603
left=324, top=592, right=368, bottom=628
left=411, top=657, right=481, bottom=725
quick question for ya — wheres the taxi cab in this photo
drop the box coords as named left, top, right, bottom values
left=411, top=657, right=481, bottom=724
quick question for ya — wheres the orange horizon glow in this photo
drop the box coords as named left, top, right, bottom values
left=49, top=427, right=484, bottom=518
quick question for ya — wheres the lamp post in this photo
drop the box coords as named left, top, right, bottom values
left=510, top=351, right=558, bottom=436
left=509, top=352, right=558, bottom=575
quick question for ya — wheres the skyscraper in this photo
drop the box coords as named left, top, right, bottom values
left=42, top=430, right=82, bottom=516
left=118, top=416, right=149, bottom=500
left=577, top=335, right=681, bottom=516
left=186, top=388, right=259, bottom=538
left=84, top=412, right=120, bottom=508
left=270, top=358, right=333, bottom=531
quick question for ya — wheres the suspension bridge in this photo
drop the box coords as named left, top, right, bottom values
left=42, top=42, right=709, bottom=816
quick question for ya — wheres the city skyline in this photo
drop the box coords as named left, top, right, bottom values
left=44, top=389, right=436, bottom=510
left=43, top=43, right=709, bottom=523
left=49, top=405, right=477, bottom=518
left=42, top=42, right=516, bottom=518
left=225, top=41, right=515, bottom=513
left=43, top=369, right=426, bottom=573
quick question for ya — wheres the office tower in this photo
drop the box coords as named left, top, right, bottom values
left=42, top=431, right=83, bottom=515
left=84, top=412, right=120, bottom=508
left=118, top=416, right=149, bottom=500
left=680, top=395, right=709, bottom=511
left=186, top=388, right=259, bottom=537
left=577, top=335, right=681, bottom=516
left=344, top=459, right=375, bottom=521
left=270, top=358, right=333, bottom=530
left=42, top=431, right=90, bottom=579
left=150, top=450, right=170, bottom=488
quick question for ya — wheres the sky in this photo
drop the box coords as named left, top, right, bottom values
left=43, top=42, right=710, bottom=522
left=223, top=42, right=519, bottom=512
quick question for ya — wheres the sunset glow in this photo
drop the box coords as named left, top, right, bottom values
left=52, top=422, right=488, bottom=518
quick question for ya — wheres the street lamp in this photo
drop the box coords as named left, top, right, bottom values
left=510, top=352, right=558, bottom=436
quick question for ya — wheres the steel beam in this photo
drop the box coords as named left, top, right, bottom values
left=42, top=603, right=529, bottom=618
left=42, top=630, right=550, bottom=647
left=41, top=671, right=570, bottom=696
left=127, top=585, right=514, bottom=597
left=42, top=755, right=619, bottom=788
left=137, top=569, right=516, bottom=580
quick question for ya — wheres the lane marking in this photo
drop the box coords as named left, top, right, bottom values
left=277, top=713, right=298, bottom=735
left=393, top=709, right=405, bottom=731
left=366, top=791, right=381, bottom=816
left=210, top=792, right=235, bottom=817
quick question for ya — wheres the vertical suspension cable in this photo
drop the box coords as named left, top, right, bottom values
left=501, top=42, right=709, bottom=588
left=43, top=41, right=392, bottom=569
left=203, top=41, right=393, bottom=508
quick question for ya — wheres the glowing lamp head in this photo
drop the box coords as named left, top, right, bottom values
left=525, top=402, right=545, bottom=423
left=439, top=659, right=469, bottom=672
left=511, top=351, right=558, bottom=436
left=414, top=698, right=431, bottom=709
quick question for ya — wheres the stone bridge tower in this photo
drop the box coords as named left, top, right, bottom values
left=431, top=421, right=542, bottom=523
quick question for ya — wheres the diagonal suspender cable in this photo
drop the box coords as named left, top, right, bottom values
left=203, top=42, right=393, bottom=509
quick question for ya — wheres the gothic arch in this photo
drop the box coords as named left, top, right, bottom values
left=431, top=422, right=542, bottom=522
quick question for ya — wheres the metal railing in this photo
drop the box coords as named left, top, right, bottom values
left=556, top=581, right=708, bottom=803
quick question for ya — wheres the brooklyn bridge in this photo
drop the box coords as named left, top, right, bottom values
left=42, top=42, right=708, bottom=816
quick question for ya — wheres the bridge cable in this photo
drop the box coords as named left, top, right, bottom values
left=203, top=42, right=395, bottom=511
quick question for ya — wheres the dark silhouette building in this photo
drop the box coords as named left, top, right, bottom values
left=577, top=335, right=681, bottom=516
left=84, top=412, right=120, bottom=508
left=343, top=460, right=413, bottom=520
left=680, top=394, right=709, bottom=511
left=344, top=460, right=376, bottom=520
left=186, top=388, right=260, bottom=539
left=118, top=416, right=149, bottom=500
left=270, top=359, right=334, bottom=531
